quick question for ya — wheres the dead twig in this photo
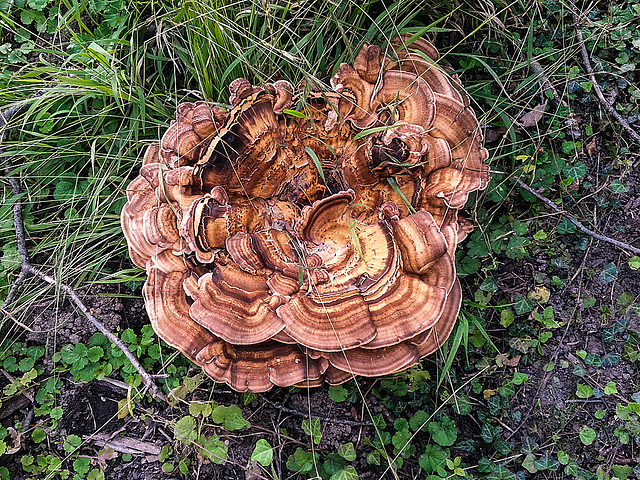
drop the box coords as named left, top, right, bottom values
left=1, top=97, right=167, bottom=402
left=570, top=0, right=640, bottom=145
left=84, top=432, right=162, bottom=456
left=513, top=177, right=640, bottom=255
left=516, top=40, right=569, bottom=109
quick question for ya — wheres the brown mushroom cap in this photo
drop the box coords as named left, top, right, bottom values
left=197, top=341, right=328, bottom=393
left=185, top=263, right=287, bottom=345
left=122, top=35, right=490, bottom=391
left=143, top=250, right=216, bottom=361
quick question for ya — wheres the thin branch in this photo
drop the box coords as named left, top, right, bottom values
left=261, top=397, right=372, bottom=427
left=9, top=178, right=29, bottom=264
left=1, top=96, right=166, bottom=401
left=2, top=271, right=27, bottom=310
left=513, top=177, right=640, bottom=255
left=570, top=0, right=640, bottom=144
left=514, top=37, right=568, bottom=109
left=529, top=59, right=568, bottom=107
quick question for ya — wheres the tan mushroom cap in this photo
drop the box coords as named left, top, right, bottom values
left=414, top=278, right=462, bottom=357
left=144, top=250, right=329, bottom=393
left=330, top=64, right=378, bottom=129
left=328, top=341, right=419, bottom=377
left=122, top=35, right=490, bottom=391
left=370, top=70, right=437, bottom=127
left=390, top=34, right=440, bottom=62
left=197, top=341, right=328, bottom=393
left=185, top=262, right=287, bottom=346
left=322, top=277, right=463, bottom=382
left=143, top=250, right=216, bottom=361
left=388, top=34, right=465, bottom=105
left=158, top=101, right=228, bottom=168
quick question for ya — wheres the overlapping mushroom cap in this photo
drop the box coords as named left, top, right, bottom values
left=122, top=35, right=489, bottom=392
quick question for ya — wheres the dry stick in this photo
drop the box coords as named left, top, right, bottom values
left=529, top=59, right=566, bottom=107
left=0, top=99, right=166, bottom=401
left=525, top=51, right=569, bottom=108
left=7, top=179, right=167, bottom=402
left=570, top=0, right=640, bottom=145
left=514, top=177, right=640, bottom=255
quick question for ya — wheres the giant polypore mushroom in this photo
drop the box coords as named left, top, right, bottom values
left=121, top=35, right=490, bottom=392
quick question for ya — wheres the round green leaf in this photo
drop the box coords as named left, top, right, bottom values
left=427, top=416, right=457, bottom=447
left=73, top=457, right=91, bottom=475
left=557, top=450, right=569, bottom=465
left=31, top=428, right=46, bottom=443
left=328, top=385, right=348, bottom=402
left=579, top=426, right=596, bottom=445
left=50, top=406, right=63, bottom=420
left=174, top=415, right=198, bottom=443
left=196, top=434, right=227, bottom=464
left=330, top=466, right=358, bottom=480
left=512, top=372, right=529, bottom=385
left=251, top=439, right=273, bottom=467
left=575, top=384, right=593, bottom=399
left=337, top=442, right=356, bottom=461
left=599, top=263, right=618, bottom=284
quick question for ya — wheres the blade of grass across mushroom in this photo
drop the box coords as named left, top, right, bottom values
left=304, top=146, right=331, bottom=194
left=351, top=124, right=400, bottom=142
left=283, top=109, right=308, bottom=119
left=347, top=219, right=368, bottom=268
left=386, top=177, right=416, bottom=214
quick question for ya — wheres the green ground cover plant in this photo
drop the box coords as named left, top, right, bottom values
left=1, top=0, right=639, bottom=479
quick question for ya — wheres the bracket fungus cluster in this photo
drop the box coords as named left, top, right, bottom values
left=122, top=35, right=490, bottom=392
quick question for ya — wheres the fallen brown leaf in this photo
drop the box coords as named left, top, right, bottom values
left=518, top=102, right=547, bottom=128
left=503, top=355, right=522, bottom=367
left=484, top=127, right=508, bottom=143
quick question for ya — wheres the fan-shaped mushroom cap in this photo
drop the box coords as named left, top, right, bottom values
left=323, top=366, right=355, bottom=386
left=330, top=64, right=378, bottom=129
left=390, top=33, right=440, bottom=62
left=122, top=35, right=490, bottom=391
left=142, top=144, right=160, bottom=166
left=414, top=278, right=462, bottom=357
left=370, top=71, right=436, bottom=127
left=143, top=251, right=217, bottom=361
left=185, top=263, right=286, bottom=345
left=353, top=43, right=386, bottom=84
left=266, top=80, right=295, bottom=114
left=121, top=175, right=161, bottom=268
left=329, top=342, right=419, bottom=377
left=158, top=102, right=228, bottom=168
left=388, top=34, right=465, bottom=105
left=197, top=341, right=328, bottom=393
